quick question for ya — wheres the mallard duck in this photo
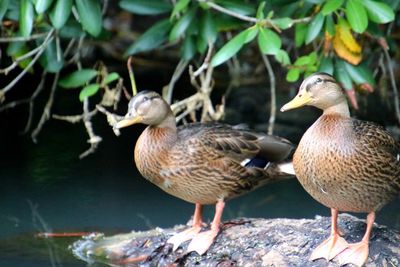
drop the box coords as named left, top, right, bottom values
left=281, top=73, right=400, bottom=266
left=115, top=90, right=294, bottom=255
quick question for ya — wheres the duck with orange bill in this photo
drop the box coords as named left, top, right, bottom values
left=115, top=90, right=294, bottom=255
left=281, top=73, right=400, bottom=266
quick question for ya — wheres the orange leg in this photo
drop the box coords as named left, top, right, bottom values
left=310, top=208, right=349, bottom=261
left=167, top=203, right=203, bottom=250
left=187, top=200, right=225, bottom=255
left=336, top=212, right=375, bottom=267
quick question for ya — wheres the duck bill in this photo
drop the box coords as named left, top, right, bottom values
left=280, top=91, right=312, bottom=112
left=114, top=116, right=143, bottom=129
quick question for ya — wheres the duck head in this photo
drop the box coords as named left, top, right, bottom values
left=280, top=73, right=348, bottom=112
left=115, top=90, right=175, bottom=129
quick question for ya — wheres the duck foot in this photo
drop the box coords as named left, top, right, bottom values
left=187, top=200, right=225, bottom=255
left=336, top=241, right=369, bottom=267
left=167, top=226, right=202, bottom=251
left=310, top=233, right=349, bottom=261
left=167, top=203, right=203, bottom=251
left=186, top=228, right=219, bottom=255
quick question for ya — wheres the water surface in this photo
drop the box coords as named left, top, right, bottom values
left=1, top=111, right=399, bottom=267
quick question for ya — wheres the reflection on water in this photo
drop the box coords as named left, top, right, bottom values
left=0, top=117, right=399, bottom=267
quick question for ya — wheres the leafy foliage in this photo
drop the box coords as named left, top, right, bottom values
left=0, top=0, right=398, bottom=105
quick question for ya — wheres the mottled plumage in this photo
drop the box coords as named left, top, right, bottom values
left=135, top=122, right=292, bottom=205
left=295, top=115, right=400, bottom=213
left=116, top=90, right=294, bottom=255
left=281, top=73, right=400, bottom=267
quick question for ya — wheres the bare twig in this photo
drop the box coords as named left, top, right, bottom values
left=170, top=42, right=223, bottom=123
left=0, top=98, right=30, bottom=112
left=165, top=59, right=189, bottom=104
left=0, top=45, right=45, bottom=74
left=127, top=57, right=138, bottom=96
left=79, top=98, right=102, bottom=159
left=0, top=32, right=50, bottom=43
left=197, top=0, right=280, bottom=32
left=261, top=53, right=276, bottom=135
left=96, top=104, right=123, bottom=136
left=23, top=71, right=47, bottom=134
left=193, top=44, right=214, bottom=77
left=52, top=109, right=97, bottom=124
left=67, top=35, right=85, bottom=66
left=382, top=47, right=400, bottom=125
left=31, top=71, right=59, bottom=143
left=196, top=0, right=311, bottom=33
left=0, top=29, right=55, bottom=102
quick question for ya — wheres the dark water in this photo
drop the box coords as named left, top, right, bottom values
left=1, top=103, right=400, bottom=267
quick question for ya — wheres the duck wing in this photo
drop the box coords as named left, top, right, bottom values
left=177, top=122, right=293, bottom=165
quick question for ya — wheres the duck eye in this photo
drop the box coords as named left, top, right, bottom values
left=316, top=78, right=323, bottom=84
left=143, top=96, right=149, bottom=102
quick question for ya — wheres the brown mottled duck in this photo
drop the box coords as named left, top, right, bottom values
left=115, top=90, right=294, bottom=255
left=281, top=73, right=400, bottom=266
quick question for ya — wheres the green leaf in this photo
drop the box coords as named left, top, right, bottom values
left=200, top=10, right=217, bottom=43
left=79, top=84, right=100, bottom=101
left=325, top=15, right=335, bottom=35
left=334, top=59, right=353, bottom=90
left=362, top=0, right=394, bottom=24
left=286, top=69, right=300, bottom=82
left=75, top=0, right=102, bottom=37
left=59, top=20, right=84, bottom=38
left=319, top=56, right=334, bottom=74
left=344, top=62, right=376, bottom=85
left=0, top=0, right=10, bottom=21
left=211, top=27, right=257, bottom=67
left=181, top=35, right=196, bottom=60
left=305, top=13, right=324, bottom=44
left=125, top=19, right=171, bottom=56
left=275, top=50, right=291, bottom=66
left=244, top=26, right=258, bottom=43
left=169, top=7, right=196, bottom=41
left=256, top=1, right=266, bottom=20
left=215, top=15, right=244, bottom=32
left=321, top=0, right=344, bottom=15
left=59, top=69, right=98, bottom=88
left=171, top=0, right=190, bottom=19
left=294, top=55, right=311, bottom=66
left=20, top=0, right=34, bottom=37
left=308, top=52, right=317, bottom=65
left=272, top=17, right=293, bottom=29
left=345, top=0, right=368, bottom=33
left=104, top=72, right=120, bottom=84
left=196, top=34, right=207, bottom=54
left=215, top=0, right=255, bottom=16
left=7, top=42, right=33, bottom=71
left=49, top=0, right=73, bottom=29
left=34, top=0, right=53, bottom=14
left=258, top=27, right=281, bottom=55
left=38, top=39, right=64, bottom=73
left=295, top=23, right=307, bottom=47
left=119, top=0, right=171, bottom=15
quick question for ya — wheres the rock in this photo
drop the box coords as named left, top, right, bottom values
left=71, top=214, right=400, bottom=266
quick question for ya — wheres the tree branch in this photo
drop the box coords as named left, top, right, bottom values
left=165, top=59, right=189, bottom=104
left=31, top=71, right=59, bottom=143
left=197, top=0, right=312, bottom=33
left=79, top=98, right=102, bottom=159
left=261, top=53, right=276, bottom=135
left=382, top=46, right=400, bottom=125
left=0, top=29, right=55, bottom=103
left=0, top=32, right=50, bottom=43
left=23, top=71, right=47, bottom=134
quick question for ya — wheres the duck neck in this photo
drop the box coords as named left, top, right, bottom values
left=147, top=114, right=178, bottom=148
left=322, top=100, right=350, bottom=118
